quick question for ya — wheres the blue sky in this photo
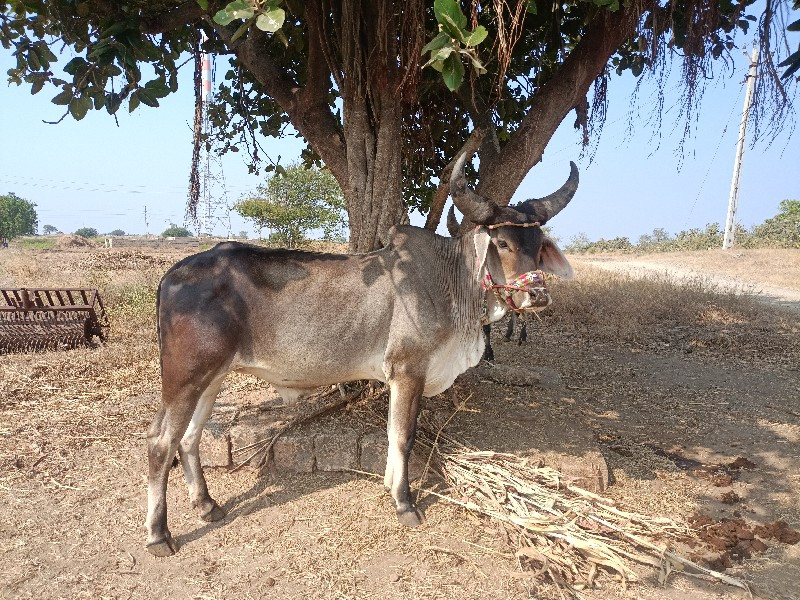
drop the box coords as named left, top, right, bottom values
left=0, top=27, right=797, bottom=245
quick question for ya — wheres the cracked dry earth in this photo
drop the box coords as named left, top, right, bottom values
left=1, top=247, right=799, bottom=600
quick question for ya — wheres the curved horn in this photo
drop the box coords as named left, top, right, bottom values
left=446, top=205, right=461, bottom=237
left=516, top=161, right=579, bottom=223
left=450, top=153, right=496, bottom=225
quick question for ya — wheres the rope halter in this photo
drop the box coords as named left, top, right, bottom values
left=481, top=270, right=550, bottom=313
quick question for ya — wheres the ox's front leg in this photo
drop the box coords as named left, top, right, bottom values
left=384, top=373, right=425, bottom=527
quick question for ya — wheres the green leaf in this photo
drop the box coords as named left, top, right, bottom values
left=430, top=60, right=445, bottom=72
left=225, top=0, right=255, bottom=20
left=275, top=28, right=289, bottom=47
left=430, top=45, right=453, bottom=62
left=31, top=77, right=45, bottom=95
left=463, top=25, right=487, bottom=47
left=788, top=18, right=800, bottom=32
left=421, top=31, right=450, bottom=55
left=255, top=8, right=285, bottom=32
left=136, top=89, right=159, bottom=108
left=434, top=0, right=466, bottom=30
left=26, top=48, right=41, bottom=70
left=69, top=95, right=92, bottom=120
left=63, top=57, right=85, bottom=75
left=526, top=0, right=538, bottom=14
left=213, top=9, right=235, bottom=25
left=439, top=13, right=466, bottom=42
left=196, top=0, right=209, bottom=9
left=51, top=89, right=73, bottom=105
left=230, top=18, right=253, bottom=42
left=466, top=52, right=487, bottom=75
left=778, top=49, right=800, bottom=79
left=106, top=92, right=122, bottom=115
left=103, top=22, right=129, bottom=37
left=128, top=93, right=140, bottom=113
left=442, top=52, right=464, bottom=91
left=144, top=78, right=170, bottom=98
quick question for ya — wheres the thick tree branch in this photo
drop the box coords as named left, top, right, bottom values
left=140, top=1, right=204, bottom=34
left=213, top=21, right=348, bottom=183
left=476, top=1, right=658, bottom=204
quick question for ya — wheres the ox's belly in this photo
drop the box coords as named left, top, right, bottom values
left=233, top=331, right=483, bottom=399
left=235, top=351, right=386, bottom=390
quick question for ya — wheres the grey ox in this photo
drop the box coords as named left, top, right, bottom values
left=145, top=153, right=578, bottom=556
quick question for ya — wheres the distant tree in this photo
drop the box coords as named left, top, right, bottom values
left=74, top=227, right=98, bottom=238
left=238, top=230, right=248, bottom=239
left=42, top=224, right=59, bottom=235
left=637, top=227, right=673, bottom=251
left=109, top=229, right=126, bottom=236
left=749, top=200, right=800, bottom=248
left=0, top=193, right=38, bottom=244
left=564, top=232, right=592, bottom=254
left=162, top=224, right=192, bottom=238
left=235, top=164, right=346, bottom=249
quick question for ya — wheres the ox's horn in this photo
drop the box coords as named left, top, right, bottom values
left=450, top=153, right=496, bottom=225
left=446, top=205, right=461, bottom=237
left=516, top=161, right=579, bottom=223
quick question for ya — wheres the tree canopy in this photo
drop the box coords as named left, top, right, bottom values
left=0, top=192, right=37, bottom=244
left=74, top=226, right=98, bottom=238
left=2, top=0, right=797, bottom=251
left=235, top=162, right=346, bottom=248
left=162, top=224, right=192, bottom=237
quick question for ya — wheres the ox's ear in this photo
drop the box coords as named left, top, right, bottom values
left=540, top=237, right=573, bottom=280
left=473, top=227, right=491, bottom=281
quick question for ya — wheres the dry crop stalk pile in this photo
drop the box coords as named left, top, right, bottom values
left=412, top=420, right=752, bottom=597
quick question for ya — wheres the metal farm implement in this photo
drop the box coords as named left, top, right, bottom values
left=0, top=288, right=110, bottom=353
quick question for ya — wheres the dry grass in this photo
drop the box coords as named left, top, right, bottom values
left=543, top=264, right=799, bottom=368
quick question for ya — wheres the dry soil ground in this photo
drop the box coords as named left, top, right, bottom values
left=1, top=245, right=798, bottom=600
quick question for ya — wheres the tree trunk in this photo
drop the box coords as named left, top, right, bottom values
left=343, top=99, right=406, bottom=253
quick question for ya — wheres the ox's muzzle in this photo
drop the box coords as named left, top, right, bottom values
left=482, top=270, right=551, bottom=313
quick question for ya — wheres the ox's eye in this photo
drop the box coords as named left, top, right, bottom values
left=496, top=240, right=509, bottom=250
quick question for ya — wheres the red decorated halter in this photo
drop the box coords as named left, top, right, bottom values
left=481, top=270, right=549, bottom=312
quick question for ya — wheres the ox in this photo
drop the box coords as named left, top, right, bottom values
left=145, top=153, right=578, bottom=556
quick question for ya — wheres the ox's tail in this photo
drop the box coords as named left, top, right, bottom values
left=155, top=277, right=164, bottom=376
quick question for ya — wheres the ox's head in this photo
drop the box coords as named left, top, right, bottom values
left=450, top=153, right=577, bottom=313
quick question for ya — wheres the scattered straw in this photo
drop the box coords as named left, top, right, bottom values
left=410, top=419, right=753, bottom=598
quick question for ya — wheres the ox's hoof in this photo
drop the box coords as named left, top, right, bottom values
left=146, top=534, right=178, bottom=557
left=397, top=507, right=424, bottom=528
left=200, top=501, right=226, bottom=523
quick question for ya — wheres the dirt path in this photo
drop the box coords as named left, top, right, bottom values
left=576, top=256, right=800, bottom=313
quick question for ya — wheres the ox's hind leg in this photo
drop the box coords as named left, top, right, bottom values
left=383, top=371, right=424, bottom=527
left=177, top=376, right=226, bottom=522
left=145, top=373, right=225, bottom=557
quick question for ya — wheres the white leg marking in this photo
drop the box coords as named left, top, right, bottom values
left=179, top=379, right=222, bottom=503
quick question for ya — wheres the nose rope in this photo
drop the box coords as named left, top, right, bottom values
left=481, top=270, right=548, bottom=313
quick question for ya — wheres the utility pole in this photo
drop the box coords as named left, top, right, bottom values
left=144, top=206, right=150, bottom=238
left=723, top=45, right=759, bottom=250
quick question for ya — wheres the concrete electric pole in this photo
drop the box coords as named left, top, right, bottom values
left=723, top=45, right=759, bottom=250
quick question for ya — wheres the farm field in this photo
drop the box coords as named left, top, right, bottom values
left=1, top=244, right=799, bottom=599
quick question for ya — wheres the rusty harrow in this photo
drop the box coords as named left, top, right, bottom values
left=0, top=288, right=110, bottom=353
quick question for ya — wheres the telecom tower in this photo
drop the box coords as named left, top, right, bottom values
left=192, top=32, right=230, bottom=237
